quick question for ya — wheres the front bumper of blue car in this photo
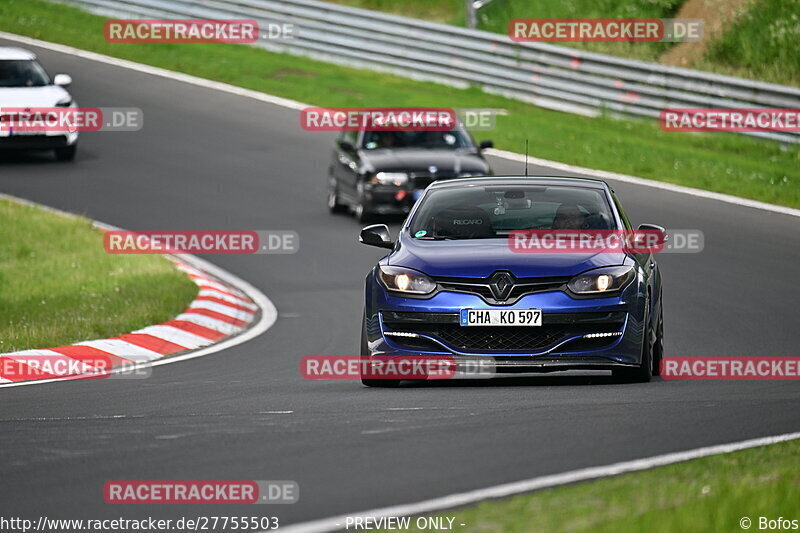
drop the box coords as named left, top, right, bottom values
left=364, top=269, right=647, bottom=373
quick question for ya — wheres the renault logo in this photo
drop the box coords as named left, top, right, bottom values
left=488, top=271, right=515, bottom=301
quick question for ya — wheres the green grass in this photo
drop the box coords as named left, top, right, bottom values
left=382, top=439, right=800, bottom=533
left=700, top=0, right=800, bottom=86
left=2, top=0, right=798, bottom=208
left=0, top=198, right=198, bottom=353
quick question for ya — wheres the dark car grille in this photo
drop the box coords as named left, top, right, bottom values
left=382, top=311, right=625, bottom=353
left=411, top=172, right=456, bottom=189
left=435, top=276, right=570, bottom=305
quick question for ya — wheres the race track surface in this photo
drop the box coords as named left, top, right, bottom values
left=1, top=39, right=799, bottom=526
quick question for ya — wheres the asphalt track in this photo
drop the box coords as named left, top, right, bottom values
left=1, top=39, right=799, bottom=527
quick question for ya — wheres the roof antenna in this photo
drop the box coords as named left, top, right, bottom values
left=524, top=139, right=529, bottom=176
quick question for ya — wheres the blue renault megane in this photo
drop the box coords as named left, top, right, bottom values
left=359, top=176, right=664, bottom=387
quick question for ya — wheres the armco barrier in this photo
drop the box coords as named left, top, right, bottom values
left=60, top=0, right=800, bottom=143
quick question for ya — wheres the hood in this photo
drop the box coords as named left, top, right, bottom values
left=360, top=148, right=489, bottom=175
left=0, top=86, right=72, bottom=108
left=390, top=237, right=626, bottom=278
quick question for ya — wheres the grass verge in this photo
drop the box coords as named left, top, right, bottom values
left=382, top=439, right=800, bottom=533
left=1, top=0, right=798, bottom=208
left=700, top=0, right=800, bottom=86
left=0, top=198, right=198, bottom=353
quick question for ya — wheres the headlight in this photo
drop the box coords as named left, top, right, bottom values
left=458, top=172, right=482, bottom=177
left=378, top=265, right=436, bottom=295
left=567, top=265, right=635, bottom=295
left=371, top=172, right=409, bottom=186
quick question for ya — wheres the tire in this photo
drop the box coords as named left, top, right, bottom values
left=54, top=145, right=77, bottom=162
left=613, top=306, right=653, bottom=383
left=360, top=314, right=400, bottom=388
left=354, top=201, right=372, bottom=224
left=327, top=183, right=347, bottom=214
left=652, top=301, right=664, bottom=376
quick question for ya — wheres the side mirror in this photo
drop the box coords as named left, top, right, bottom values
left=479, top=140, right=494, bottom=150
left=339, top=140, right=355, bottom=152
left=636, top=224, right=667, bottom=249
left=359, top=224, right=394, bottom=249
left=53, top=74, right=72, bottom=87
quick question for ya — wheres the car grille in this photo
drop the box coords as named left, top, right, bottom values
left=382, top=311, right=626, bottom=353
left=435, top=276, right=570, bottom=305
left=411, top=172, right=456, bottom=189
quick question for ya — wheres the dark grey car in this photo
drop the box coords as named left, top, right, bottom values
left=327, top=126, right=493, bottom=221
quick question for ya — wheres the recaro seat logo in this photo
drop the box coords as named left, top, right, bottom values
left=452, top=219, right=484, bottom=225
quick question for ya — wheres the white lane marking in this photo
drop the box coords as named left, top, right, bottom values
left=197, top=289, right=259, bottom=310
left=192, top=278, right=246, bottom=296
left=486, top=148, right=800, bottom=219
left=174, top=313, right=244, bottom=335
left=174, top=263, right=207, bottom=277
left=0, top=30, right=797, bottom=219
left=75, top=340, right=163, bottom=362
left=132, top=325, right=213, bottom=350
left=188, top=300, right=256, bottom=320
left=276, top=431, right=800, bottom=533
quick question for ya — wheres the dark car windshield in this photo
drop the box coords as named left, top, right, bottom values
left=362, top=129, right=473, bottom=150
left=0, top=60, right=50, bottom=87
left=408, top=184, right=616, bottom=240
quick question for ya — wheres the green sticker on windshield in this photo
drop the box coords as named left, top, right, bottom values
left=415, top=230, right=428, bottom=238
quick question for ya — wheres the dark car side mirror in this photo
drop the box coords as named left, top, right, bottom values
left=339, top=140, right=356, bottom=152
left=479, top=140, right=494, bottom=150
left=359, top=224, right=394, bottom=249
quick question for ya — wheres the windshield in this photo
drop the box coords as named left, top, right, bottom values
left=408, top=184, right=616, bottom=240
left=0, top=59, right=50, bottom=87
left=362, top=129, right=474, bottom=150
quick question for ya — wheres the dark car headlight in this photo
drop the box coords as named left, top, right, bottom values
left=370, top=172, right=409, bottom=186
left=567, top=265, right=635, bottom=295
left=378, top=265, right=436, bottom=295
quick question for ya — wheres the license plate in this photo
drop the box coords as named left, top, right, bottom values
left=460, top=309, right=542, bottom=326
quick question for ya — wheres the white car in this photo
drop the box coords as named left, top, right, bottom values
left=0, top=47, right=78, bottom=161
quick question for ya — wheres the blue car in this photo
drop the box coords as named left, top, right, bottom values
left=359, top=176, right=664, bottom=387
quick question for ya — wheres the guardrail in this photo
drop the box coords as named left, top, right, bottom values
left=62, top=0, right=800, bottom=143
